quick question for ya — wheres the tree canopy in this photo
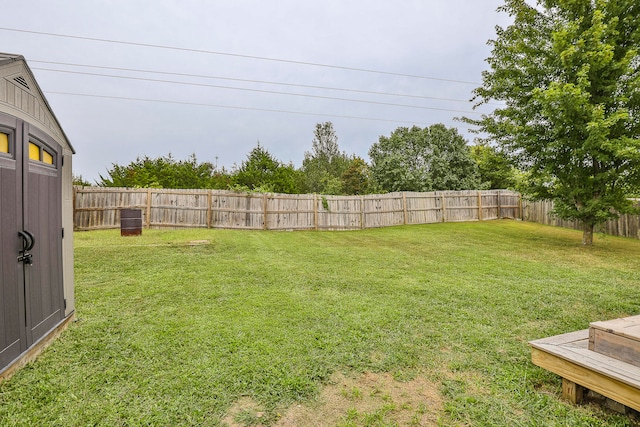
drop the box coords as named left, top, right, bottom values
left=301, top=122, right=351, bottom=194
left=470, top=143, right=519, bottom=190
left=368, top=124, right=481, bottom=192
left=98, top=154, right=221, bottom=189
left=231, top=143, right=301, bottom=194
left=341, top=156, right=375, bottom=195
left=96, top=121, right=484, bottom=196
left=467, top=0, right=640, bottom=245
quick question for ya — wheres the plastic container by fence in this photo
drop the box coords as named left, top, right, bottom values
left=120, top=209, right=142, bottom=236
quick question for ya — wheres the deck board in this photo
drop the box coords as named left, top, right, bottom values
left=590, top=315, right=640, bottom=342
left=530, top=329, right=589, bottom=346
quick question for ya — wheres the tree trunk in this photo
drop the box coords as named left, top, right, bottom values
left=582, top=222, right=594, bottom=246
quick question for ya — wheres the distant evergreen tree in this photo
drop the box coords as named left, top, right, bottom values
left=72, top=173, right=92, bottom=186
left=98, top=153, right=224, bottom=189
left=232, top=143, right=302, bottom=194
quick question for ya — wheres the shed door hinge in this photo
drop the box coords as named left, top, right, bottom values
left=62, top=228, right=64, bottom=238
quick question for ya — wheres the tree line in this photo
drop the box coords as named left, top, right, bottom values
left=75, top=122, right=517, bottom=195
left=75, top=0, right=640, bottom=246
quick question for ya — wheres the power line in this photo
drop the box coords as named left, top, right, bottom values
left=33, top=67, right=483, bottom=115
left=0, top=26, right=481, bottom=85
left=46, top=90, right=466, bottom=127
left=31, top=59, right=482, bottom=105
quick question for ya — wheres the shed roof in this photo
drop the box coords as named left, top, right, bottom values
left=0, top=52, right=75, bottom=154
left=0, top=53, right=25, bottom=64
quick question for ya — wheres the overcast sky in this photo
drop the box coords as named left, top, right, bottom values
left=2, top=0, right=513, bottom=183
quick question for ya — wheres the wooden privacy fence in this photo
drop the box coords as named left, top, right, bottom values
left=522, top=199, right=640, bottom=240
left=73, top=188, right=522, bottom=231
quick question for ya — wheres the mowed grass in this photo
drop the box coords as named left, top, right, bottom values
left=1, top=220, right=639, bottom=426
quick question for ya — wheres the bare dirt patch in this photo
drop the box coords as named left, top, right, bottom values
left=221, top=372, right=443, bottom=426
left=221, top=397, right=268, bottom=427
left=276, top=371, right=442, bottom=426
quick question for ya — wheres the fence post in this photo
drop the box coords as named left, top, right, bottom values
left=441, top=194, right=447, bottom=223
left=518, top=194, right=523, bottom=220
left=477, top=191, right=483, bottom=221
left=402, top=192, right=408, bottom=225
left=207, top=191, right=212, bottom=229
left=361, top=196, right=365, bottom=229
left=72, top=186, right=77, bottom=231
left=263, top=193, right=268, bottom=230
left=496, top=190, right=502, bottom=220
left=146, top=188, right=152, bottom=229
left=314, top=194, right=319, bottom=230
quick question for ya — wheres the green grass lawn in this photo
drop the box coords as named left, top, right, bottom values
left=1, top=221, right=639, bottom=426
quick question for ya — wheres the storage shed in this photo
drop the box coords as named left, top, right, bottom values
left=0, top=53, right=75, bottom=378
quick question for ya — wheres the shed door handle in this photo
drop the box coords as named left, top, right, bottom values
left=18, top=230, right=35, bottom=251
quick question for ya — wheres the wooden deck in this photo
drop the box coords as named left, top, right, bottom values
left=530, top=315, right=640, bottom=412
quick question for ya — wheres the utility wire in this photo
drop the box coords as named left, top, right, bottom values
left=1, top=27, right=481, bottom=85
left=46, top=91, right=474, bottom=127
left=31, top=59, right=483, bottom=105
left=34, top=67, right=483, bottom=115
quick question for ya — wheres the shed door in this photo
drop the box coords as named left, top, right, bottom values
left=0, top=114, right=25, bottom=368
left=23, top=123, right=64, bottom=345
left=0, top=113, right=64, bottom=370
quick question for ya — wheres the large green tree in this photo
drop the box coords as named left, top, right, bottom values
left=467, top=0, right=640, bottom=245
left=368, top=124, right=481, bottom=192
left=301, top=122, right=350, bottom=194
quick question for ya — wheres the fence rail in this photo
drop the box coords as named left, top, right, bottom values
left=73, top=188, right=522, bottom=231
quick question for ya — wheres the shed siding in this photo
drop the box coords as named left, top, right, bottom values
left=0, top=77, right=5, bottom=102
left=0, top=66, right=68, bottom=152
